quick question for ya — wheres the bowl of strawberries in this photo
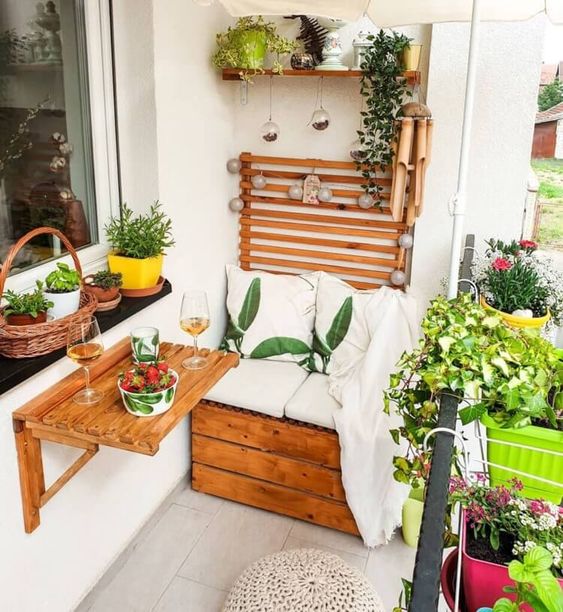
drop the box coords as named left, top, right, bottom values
left=118, top=361, right=178, bottom=417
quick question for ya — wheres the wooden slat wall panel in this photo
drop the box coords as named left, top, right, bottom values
left=236, top=151, right=415, bottom=285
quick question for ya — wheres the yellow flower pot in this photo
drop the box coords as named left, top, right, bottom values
left=480, top=296, right=550, bottom=331
left=107, top=253, right=163, bottom=290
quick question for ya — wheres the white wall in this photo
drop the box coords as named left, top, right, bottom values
left=0, top=1, right=235, bottom=611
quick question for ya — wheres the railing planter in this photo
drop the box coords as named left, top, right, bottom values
left=479, top=296, right=550, bottom=331
left=481, top=414, right=563, bottom=504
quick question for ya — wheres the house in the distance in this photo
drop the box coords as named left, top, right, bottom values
left=532, top=101, right=563, bottom=158
left=539, top=62, right=561, bottom=87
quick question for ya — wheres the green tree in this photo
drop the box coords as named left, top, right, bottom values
left=538, top=79, right=563, bottom=112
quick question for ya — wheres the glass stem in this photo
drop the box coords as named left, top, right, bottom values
left=193, top=334, right=198, bottom=359
left=84, top=366, right=91, bottom=391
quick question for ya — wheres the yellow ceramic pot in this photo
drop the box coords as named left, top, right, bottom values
left=107, top=253, right=163, bottom=290
left=480, top=296, right=550, bottom=330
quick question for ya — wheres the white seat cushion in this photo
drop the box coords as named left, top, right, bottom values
left=204, top=358, right=308, bottom=418
left=284, top=373, right=341, bottom=430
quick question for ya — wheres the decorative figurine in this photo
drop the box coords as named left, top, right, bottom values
left=315, top=19, right=349, bottom=71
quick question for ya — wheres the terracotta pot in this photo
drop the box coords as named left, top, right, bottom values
left=84, top=284, right=120, bottom=303
left=440, top=548, right=465, bottom=611
left=5, top=311, right=48, bottom=326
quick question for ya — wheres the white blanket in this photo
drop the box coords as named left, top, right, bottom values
left=329, top=286, right=420, bottom=548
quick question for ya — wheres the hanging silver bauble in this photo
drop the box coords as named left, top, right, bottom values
left=311, top=108, right=331, bottom=131
left=349, top=139, right=367, bottom=162
left=226, top=158, right=242, bottom=173
left=229, top=197, right=244, bottom=212
left=358, top=193, right=374, bottom=209
left=251, top=174, right=267, bottom=189
left=261, top=121, right=280, bottom=143
left=390, top=270, right=406, bottom=286
left=398, top=233, right=414, bottom=249
left=288, top=184, right=303, bottom=200
left=318, top=187, right=333, bottom=202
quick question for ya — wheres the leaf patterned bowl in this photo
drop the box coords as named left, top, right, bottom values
left=118, top=369, right=178, bottom=417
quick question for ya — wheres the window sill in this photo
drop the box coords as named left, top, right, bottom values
left=0, top=280, right=172, bottom=396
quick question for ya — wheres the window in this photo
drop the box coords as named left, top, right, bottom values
left=0, top=0, right=118, bottom=285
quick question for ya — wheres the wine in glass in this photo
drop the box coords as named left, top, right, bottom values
left=67, top=316, right=104, bottom=404
left=179, top=290, right=210, bottom=370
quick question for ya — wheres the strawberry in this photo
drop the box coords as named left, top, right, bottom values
left=146, top=365, right=160, bottom=385
left=157, top=362, right=169, bottom=373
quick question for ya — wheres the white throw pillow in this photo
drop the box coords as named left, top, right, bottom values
left=310, top=272, right=379, bottom=374
left=221, top=265, right=319, bottom=365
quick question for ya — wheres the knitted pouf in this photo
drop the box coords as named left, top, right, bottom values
left=222, top=548, right=384, bottom=612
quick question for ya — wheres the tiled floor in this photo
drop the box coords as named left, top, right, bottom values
left=77, top=477, right=418, bottom=612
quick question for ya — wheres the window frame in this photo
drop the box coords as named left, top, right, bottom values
left=3, top=0, right=120, bottom=294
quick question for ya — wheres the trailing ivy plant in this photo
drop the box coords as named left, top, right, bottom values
left=384, top=294, right=560, bottom=510
left=357, top=30, right=411, bottom=205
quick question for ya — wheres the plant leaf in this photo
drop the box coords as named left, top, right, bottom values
left=238, top=278, right=261, bottom=331
left=523, top=546, right=553, bottom=573
left=493, top=598, right=519, bottom=612
left=325, top=296, right=353, bottom=351
left=250, top=337, right=310, bottom=359
left=458, top=403, right=487, bottom=425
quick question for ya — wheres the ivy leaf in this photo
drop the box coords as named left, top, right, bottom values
left=438, top=336, right=455, bottom=353
left=491, top=356, right=509, bottom=377
left=458, top=403, right=487, bottom=425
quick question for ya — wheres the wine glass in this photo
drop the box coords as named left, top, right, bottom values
left=179, top=290, right=210, bottom=370
left=67, top=316, right=104, bottom=404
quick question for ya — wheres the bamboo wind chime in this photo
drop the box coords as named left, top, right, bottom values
left=231, top=118, right=433, bottom=288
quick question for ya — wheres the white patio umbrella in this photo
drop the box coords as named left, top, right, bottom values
left=217, top=0, right=563, bottom=298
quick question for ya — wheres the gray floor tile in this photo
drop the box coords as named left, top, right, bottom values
left=172, top=482, right=224, bottom=515
left=282, top=535, right=367, bottom=571
left=154, top=577, right=225, bottom=612
left=289, top=520, right=369, bottom=557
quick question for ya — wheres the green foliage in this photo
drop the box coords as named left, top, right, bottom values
left=45, top=263, right=81, bottom=294
left=392, top=578, right=412, bottom=612
left=538, top=79, right=563, bottom=112
left=105, top=202, right=174, bottom=259
left=385, top=294, right=561, bottom=495
left=493, top=547, right=563, bottom=612
left=212, top=16, right=297, bottom=80
left=357, top=31, right=411, bottom=204
left=2, top=281, right=53, bottom=318
left=88, top=270, right=122, bottom=289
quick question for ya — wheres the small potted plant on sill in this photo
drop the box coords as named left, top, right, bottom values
left=83, top=270, right=122, bottom=303
left=105, top=201, right=174, bottom=292
left=1, top=282, right=54, bottom=326
left=212, top=16, right=297, bottom=81
left=444, top=477, right=563, bottom=612
left=472, top=239, right=563, bottom=333
left=44, top=262, right=81, bottom=319
left=118, top=361, right=178, bottom=417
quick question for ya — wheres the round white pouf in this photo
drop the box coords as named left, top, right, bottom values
left=223, top=548, right=384, bottom=612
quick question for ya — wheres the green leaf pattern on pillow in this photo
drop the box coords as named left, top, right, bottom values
left=310, top=296, right=353, bottom=373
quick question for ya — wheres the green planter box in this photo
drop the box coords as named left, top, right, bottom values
left=232, top=30, right=266, bottom=69
left=481, top=414, right=563, bottom=503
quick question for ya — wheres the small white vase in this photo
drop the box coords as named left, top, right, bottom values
left=45, top=289, right=81, bottom=319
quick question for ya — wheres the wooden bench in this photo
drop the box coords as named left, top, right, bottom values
left=191, top=136, right=430, bottom=534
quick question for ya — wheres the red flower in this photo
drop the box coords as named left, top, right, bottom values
left=491, top=257, right=512, bottom=271
left=519, top=240, right=537, bottom=250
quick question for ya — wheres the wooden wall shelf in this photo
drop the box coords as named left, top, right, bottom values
left=221, top=68, right=421, bottom=86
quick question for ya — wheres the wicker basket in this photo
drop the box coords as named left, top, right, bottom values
left=0, top=227, right=98, bottom=358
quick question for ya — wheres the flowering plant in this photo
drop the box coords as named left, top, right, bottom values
left=449, top=476, right=563, bottom=575
left=473, top=239, right=563, bottom=327
left=119, top=362, right=176, bottom=393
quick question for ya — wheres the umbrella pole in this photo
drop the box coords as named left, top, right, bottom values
left=446, top=0, right=482, bottom=299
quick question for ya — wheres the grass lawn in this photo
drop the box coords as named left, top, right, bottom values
left=531, top=158, right=563, bottom=250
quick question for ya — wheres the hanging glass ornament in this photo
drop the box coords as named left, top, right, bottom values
left=226, top=158, right=241, bottom=173
left=390, top=270, right=406, bottom=286
left=261, top=77, right=280, bottom=143
left=229, top=197, right=244, bottom=212
left=318, top=187, right=333, bottom=202
left=288, top=184, right=303, bottom=200
left=310, top=77, right=331, bottom=131
left=358, top=193, right=374, bottom=209
left=349, top=139, right=367, bottom=162
left=398, top=233, right=414, bottom=249
left=251, top=174, right=267, bottom=189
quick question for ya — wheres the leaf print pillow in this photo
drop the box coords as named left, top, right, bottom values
left=220, top=265, right=319, bottom=366
left=309, top=272, right=379, bottom=374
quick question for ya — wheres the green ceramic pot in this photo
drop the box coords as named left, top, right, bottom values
left=402, top=487, right=424, bottom=548
left=234, top=30, right=267, bottom=69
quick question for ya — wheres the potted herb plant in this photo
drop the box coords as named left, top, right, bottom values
left=446, top=477, right=563, bottom=612
left=473, top=239, right=563, bottom=331
left=212, top=16, right=297, bottom=80
left=43, top=262, right=81, bottom=319
left=83, top=270, right=122, bottom=303
left=1, top=282, right=53, bottom=326
left=357, top=30, right=411, bottom=205
left=105, top=202, right=174, bottom=291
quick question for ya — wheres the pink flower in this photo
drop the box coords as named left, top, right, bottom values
left=519, top=240, right=538, bottom=251
left=530, top=500, right=550, bottom=515
left=509, top=478, right=524, bottom=491
left=492, top=257, right=512, bottom=271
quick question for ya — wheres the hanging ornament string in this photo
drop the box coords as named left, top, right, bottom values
left=269, top=75, right=273, bottom=121
left=309, top=77, right=331, bottom=131
left=306, top=77, right=322, bottom=126
left=261, top=77, right=280, bottom=142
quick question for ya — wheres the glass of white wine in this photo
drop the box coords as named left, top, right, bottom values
left=179, top=290, right=210, bottom=370
left=67, top=316, right=104, bottom=405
